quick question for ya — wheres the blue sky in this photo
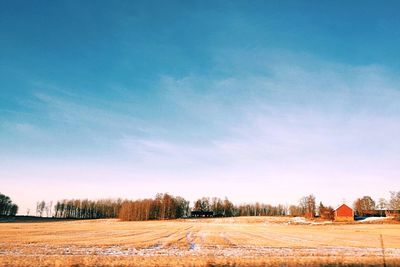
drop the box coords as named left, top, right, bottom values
left=1, top=1, right=400, bottom=213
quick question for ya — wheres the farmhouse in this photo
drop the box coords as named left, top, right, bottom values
left=334, top=204, right=354, bottom=222
left=190, top=210, right=214, bottom=218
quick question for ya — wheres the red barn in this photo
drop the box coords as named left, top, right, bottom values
left=334, top=204, right=354, bottom=222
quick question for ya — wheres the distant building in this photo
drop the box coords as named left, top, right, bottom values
left=385, top=210, right=400, bottom=218
left=334, top=204, right=354, bottom=222
left=190, top=211, right=214, bottom=218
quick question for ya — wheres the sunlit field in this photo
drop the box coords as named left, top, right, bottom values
left=1, top=216, right=400, bottom=266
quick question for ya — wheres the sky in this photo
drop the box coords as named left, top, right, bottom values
left=1, top=1, right=400, bottom=214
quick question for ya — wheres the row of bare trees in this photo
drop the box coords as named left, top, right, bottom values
left=0, top=193, right=18, bottom=216
left=119, top=193, right=190, bottom=221
left=193, top=197, right=235, bottom=216
left=120, top=195, right=290, bottom=220
left=49, top=194, right=334, bottom=220
left=235, top=203, right=287, bottom=216
left=192, top=197, right=287, bottom=217
left=53, top=199, right=122, bottom=219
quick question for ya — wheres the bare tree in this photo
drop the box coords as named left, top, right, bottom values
left=377, top=198, right=388, bottom=210
left=289, top=205, right=302, bottom=216
left=353, top=196, right=376, bottom=216
left=36, top=201, right=46, bottom=217
left=389, top=191, right=400, bottom=210
left=45, top=201, right=53, bottom=217
left=299, top=194, right=316, bottom=218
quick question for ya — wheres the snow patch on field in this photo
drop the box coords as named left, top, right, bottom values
left=359, top=217, right=389, bottom=222
left=4, top=244, right=400, bottom=258
left=286, top=217, right=308, bottom=224
left=293, top=217, right=306, bottom=223
left=286, top=217, right=332, bottom=225
left=147, top=243, right=163, bottom=250
left=311, top=221, right=333, bottom=225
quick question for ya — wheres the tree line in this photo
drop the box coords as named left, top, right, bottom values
left=235, top=203, right=287, bottom=216
left=4, top=190, right=400, bottom=220
left=53, top=199, right=122, bottom=219
left=119, top=193, right=190, bottom=221
left=193, top=197, right=235, bottom=216
left=118, top=195, right=290, bottom=221
left=193, top=197, right=287, bottom=217
left=0, top=193, right=18, bottom=216
left=33, top=191, right=400, bottom=221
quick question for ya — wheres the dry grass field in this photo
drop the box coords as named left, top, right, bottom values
left=1, top=216, right=400, bottom=266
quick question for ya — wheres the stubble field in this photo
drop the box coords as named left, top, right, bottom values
left=1, top=216, right=400, bottom=266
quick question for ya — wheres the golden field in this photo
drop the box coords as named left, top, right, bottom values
left=1, top=216, right=400, bottom=266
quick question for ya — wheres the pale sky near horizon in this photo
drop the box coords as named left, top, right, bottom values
left=1, top=1, right=400, bottom=214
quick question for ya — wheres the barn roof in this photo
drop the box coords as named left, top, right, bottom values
left=334, top=203, right=353, bottom=211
